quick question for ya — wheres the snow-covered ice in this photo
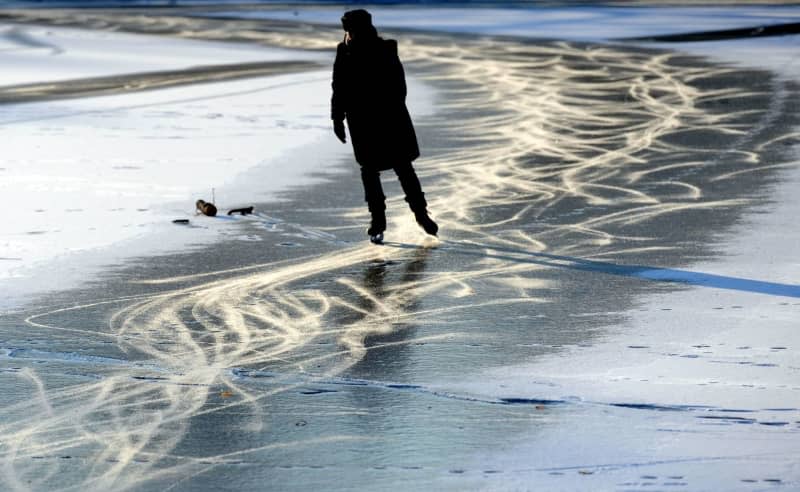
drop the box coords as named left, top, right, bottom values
left=0, top=23, right=323, bottom=86
left=0, top=23, right=436, bottom=310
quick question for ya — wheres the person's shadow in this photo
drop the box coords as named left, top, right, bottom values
left=347, top=248, right=430, bottom=380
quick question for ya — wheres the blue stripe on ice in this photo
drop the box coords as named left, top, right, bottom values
left=562, top=258, right=800, bottom=298
left=520, top=249, right=800, bottom=298
left=633, top=267, right=800, bottom=297
left=389, top=241, right=800, bottom=298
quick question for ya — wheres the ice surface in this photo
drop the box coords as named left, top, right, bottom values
left=1, top=6, right=799, bottom=490
left=196, top=5, right=800, bottom=41
left=446, top=168, right=800, bottom=489
left=439, top=32, right=800, bottom=488
left=0, top=23, right=324, bottom=87
left=0, top=72, right=330, bottom=305
left=0, top=23, right=436, bottom=310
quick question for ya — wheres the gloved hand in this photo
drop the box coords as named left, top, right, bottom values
left=333, top=119, right=347, bottom=143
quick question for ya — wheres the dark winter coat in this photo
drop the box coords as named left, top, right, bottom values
left=331, top=37, right=420, bottom=170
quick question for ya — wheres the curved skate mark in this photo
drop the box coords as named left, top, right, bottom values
left=1, top=245, right=452, bottom=490
left=611, top=403, right=714, bottom=412
left=215, top=212, right=346, bottom=244
left=498, top=398, right=565, bottom=405
left=0, top=26, right=63, bottom=54
left=232, top=368, right=566, bottom=406
left=2, top=348, right=160, bottom=370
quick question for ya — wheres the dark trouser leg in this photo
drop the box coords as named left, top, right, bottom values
left=393, top=162, right=427, bottom=212
left=394, top=162, right=438, bottom=236
left=360, top=167, right=386, bottom=235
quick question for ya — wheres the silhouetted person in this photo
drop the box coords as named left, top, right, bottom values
left=331, top=9, right=438, bottom=244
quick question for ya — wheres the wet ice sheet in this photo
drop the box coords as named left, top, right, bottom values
left=443, top=90, right=800, bottom=492
left=448, top=254, right=800, bottom=488
left=436, top=42, right=800, bottom=491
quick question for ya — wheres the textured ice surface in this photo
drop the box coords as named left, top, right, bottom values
left=1, top=6, right=799, bottom=491
left=195, top=5, right=800, bottom=41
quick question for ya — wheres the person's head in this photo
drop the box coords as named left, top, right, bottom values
left=341, top=9, right=377, bottom=41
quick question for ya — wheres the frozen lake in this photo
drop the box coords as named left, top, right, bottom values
left=1, top=4, right=799, bottom=491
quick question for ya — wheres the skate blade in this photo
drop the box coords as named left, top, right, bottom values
left=369, top=233, right=384, bottom=245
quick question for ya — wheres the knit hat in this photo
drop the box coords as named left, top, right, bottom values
left=341, top=9, right=375, bottom=35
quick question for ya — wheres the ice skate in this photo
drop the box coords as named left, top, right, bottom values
left=414, top=210, right=438, bottom=237
left=367, top=209, right=386, bottom=245
left=369, top=232, right=384, bottom=245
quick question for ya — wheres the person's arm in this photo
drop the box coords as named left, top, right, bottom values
left=331, top=42, right=348, bottom=122
left=331, top=41, right=348, bottom=143
left=386, top=40, right=407, bottom=102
